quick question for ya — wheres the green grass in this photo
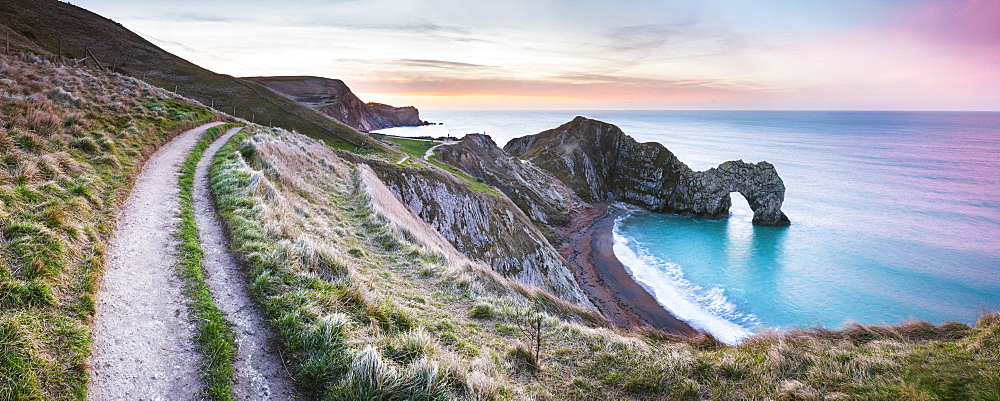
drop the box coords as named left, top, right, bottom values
left=0, top=52, right=217, bottom=399
left=381, top=136, right=437, bottom=159
left=379, top=136, right=502, bottom=196
left=210, top=129, right=492, bottom=399
left=174, top=123, right=241, bottom=400
left=427, top=157, right=502, bottom=196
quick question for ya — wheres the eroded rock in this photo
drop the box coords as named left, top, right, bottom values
left=504, top=116, right=790, bottom=226
left=436, top=134, right=583, bottom=228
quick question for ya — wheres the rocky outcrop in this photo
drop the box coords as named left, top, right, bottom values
left=435, top=134, right=582, bottom=228
left=343, top=155, right=596, bottom=309
left=247, top=76, right=427, bottom=131
left=504, top=116, right=790, bottom=226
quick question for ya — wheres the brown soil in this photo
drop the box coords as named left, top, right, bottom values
left=557, top=204, right=697, bottom=335
left=88, top=122, right=224, bottom=400
left=194, top=127, right=299, bottom=399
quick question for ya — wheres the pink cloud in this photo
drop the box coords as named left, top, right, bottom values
left=901, top=0, right=1000, bottom=48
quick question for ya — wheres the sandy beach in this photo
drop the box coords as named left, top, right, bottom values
left=557, top=204, right=697, bottom=335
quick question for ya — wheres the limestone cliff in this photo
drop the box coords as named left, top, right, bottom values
left=435, top=134, right=583, bottom=228
left=341, top=155, right=596, bottom=309
left=504, top=116, right=790, bottom=226
left=246, top=76, right=427, bottom=131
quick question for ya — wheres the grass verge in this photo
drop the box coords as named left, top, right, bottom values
left=0, top=52, right=216, bottom=399
left=174, top=123, right=242, bottom=400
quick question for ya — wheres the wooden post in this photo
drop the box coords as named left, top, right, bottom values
left=85, top=47, right=104, bottom=69
left=251, top=113, right=255, bottom=124
left=58, top=42, right=62, bottom=62
left=232, top=106, right=236, bottom=115
left=5, top=32, right=9, bottom=53
left=174, top=84, right=178, bottom=93
left=210, top=99, right=214, bottom=109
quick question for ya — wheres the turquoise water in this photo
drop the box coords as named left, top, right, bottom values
left=378, top=110, right=1000, bottom=343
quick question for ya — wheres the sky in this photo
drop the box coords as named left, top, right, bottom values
left=69, top=0, right=1000, bottom=110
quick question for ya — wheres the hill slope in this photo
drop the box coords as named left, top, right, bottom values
left=0, top=0, right=384, bottom=151
left=247, top=76, right=428, bottom=131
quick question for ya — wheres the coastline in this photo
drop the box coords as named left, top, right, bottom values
left=558, top=204, right=697, bottom=335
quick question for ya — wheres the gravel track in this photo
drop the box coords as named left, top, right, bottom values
left=88, top=121, right=224, bottom=400
left=193, top=128, right=299, bottom=399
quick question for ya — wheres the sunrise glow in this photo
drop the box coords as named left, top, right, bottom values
left=69, top=0, right=1000, bottom=110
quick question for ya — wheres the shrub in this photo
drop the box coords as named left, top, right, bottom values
left=507, top=341, right=537, bottom=373
left=69, top=137, right=98, bottom=153
left=469, top=303, right=496, bottom=320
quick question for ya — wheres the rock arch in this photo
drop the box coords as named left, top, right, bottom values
left=504, top=117, right=791, bottom=226
left=676, top=160, right=790, bottom=226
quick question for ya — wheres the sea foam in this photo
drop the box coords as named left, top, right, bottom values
left=613, top=216, right=756, bottom=344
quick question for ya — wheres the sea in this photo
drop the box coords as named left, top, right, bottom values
left=375, top=110, right=1000, bottom=344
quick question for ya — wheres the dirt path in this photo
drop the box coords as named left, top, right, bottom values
left=193, top=128, right=299, bottom=399
left=424, top=141, right=456, bottom=160
left=88, top=121, right=224, bottom=400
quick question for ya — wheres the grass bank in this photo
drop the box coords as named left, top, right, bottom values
left=210, top=126, right=1000, bottom=400
left=0, top=53, right=216, bottom=399
left=174, top=123, right=242, bottom=400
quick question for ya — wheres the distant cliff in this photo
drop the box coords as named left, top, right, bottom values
left=505, top=116, right=790, bottom=226
left=247, top=76, right=427, bottom=131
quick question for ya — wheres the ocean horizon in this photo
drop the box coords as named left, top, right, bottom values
left=377, top=110, right=1000, bottom=343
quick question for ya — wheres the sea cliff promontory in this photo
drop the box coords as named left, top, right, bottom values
left=505, top=116, right=791, bottom=226
left=246, top=76, right=429, bottom=131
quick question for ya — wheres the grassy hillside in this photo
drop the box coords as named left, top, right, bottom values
left=0, top=52, right=217, bottom=399
left=211, top=126, right=1000, bottom=400
left=0, top=0, right=387, bottom=152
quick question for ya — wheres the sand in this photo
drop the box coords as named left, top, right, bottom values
left=558, top=204, right=696, bottom=335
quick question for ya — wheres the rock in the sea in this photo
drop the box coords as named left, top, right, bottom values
left=247, top=76, right=427, bottom=131
left=504, top=116, right=790, bottom=226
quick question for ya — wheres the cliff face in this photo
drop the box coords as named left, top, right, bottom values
left=505, top=117, right=790, bottom=226
left=346, top=156, right=596, bottom=309
left=435, top=134, right=582, bottom=228
left=247, top=76, right=426, bottom=131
